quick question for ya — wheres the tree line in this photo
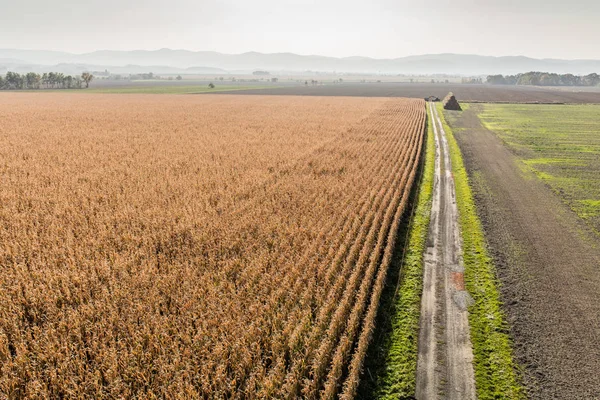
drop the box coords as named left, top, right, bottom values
left=0, top=72, right=94, bottom=90
left=487, top=72, right=600, bottom=86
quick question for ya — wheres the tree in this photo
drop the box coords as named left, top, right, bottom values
left=0, top=71, right=97, bottom=91
left=42, top=73, right=49, bottom=88
left=47, top=72, right=54, bottom=88
left=208, top=82, right=215, bottom=88
left=487, top=75, right=507, bottom=85
left=517, top=72, right=541, bottom=86
left=176, top=75, right=182, bottom=80
left=539, top=73, right=560, bottom=86
left=583, top=73, right=600, bottom=86
left=81, top=72, right=94, bottom=88
left=559, top=74, right=577, bottom=86
left=484, top=72, right=599, bottom=87
left=55, top=73, right=65, bottom=89
left=65, top=75, right=73, bottom=89
left=25, top=72, right=41, bottom=89
left=5, top=72, right=24, bottom=89
left=505, top=74, right=519, bottom=85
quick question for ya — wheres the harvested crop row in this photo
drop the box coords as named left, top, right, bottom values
left=265, top=117, right=417, bottom=396
left=0, top=93, right=425, bottom=398
left=303, top=109, right=424, bottom=399
left=260, top=109, right=417, bottom=395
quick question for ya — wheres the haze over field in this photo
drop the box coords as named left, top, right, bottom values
left=2, top=1, right=600, bottom=399
left=2, top=50, right=600, bottom=77
left=1, top=0, right=599, bottom=75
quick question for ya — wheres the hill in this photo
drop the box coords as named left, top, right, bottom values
left=1, top=49, right=600, bottom=75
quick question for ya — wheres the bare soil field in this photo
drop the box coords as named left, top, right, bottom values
left=445, top=105, right=600, bottom=399
left=214, top=82, right=600, bottom=103
left=0, top=93, right=425, bottom=398
left=88, top=79, right=295, bottom=89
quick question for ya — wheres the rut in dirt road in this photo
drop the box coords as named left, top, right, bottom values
left=415, top=103, right=476, bottom=400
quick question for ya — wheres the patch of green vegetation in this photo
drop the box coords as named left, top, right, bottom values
left=359, top=104, right=435, bottom=399
left=80, top=85, right=272, bottom=94
left=574, top=199, right=600, bottom=220
left=438, top=104, right=525, bottom=400
left=523, top=158, right=586, bottom=167
left=478, top=104, right=600, bottom=234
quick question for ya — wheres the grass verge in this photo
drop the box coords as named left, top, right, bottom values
left=358, top=102, right=435, bottom=399
left=437, top=103, right=525, bottom=399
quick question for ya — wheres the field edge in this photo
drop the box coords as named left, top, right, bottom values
left=357, top=102, right=435, bottom=399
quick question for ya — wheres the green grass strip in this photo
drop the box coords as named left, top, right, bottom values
left=436, top=103, right=525, bottom=400
left=372, top=103, right=435, bottom=399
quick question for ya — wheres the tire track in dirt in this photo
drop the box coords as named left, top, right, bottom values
left=416, top=103, right=476, bottom=400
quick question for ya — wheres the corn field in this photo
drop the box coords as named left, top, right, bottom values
left=0, top=93, right=425, bottom=399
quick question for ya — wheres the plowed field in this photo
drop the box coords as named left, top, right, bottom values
left=216, top=82, right=600, bottom=104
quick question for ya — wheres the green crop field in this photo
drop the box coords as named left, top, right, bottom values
left=478, top=104, right=600, bottom=235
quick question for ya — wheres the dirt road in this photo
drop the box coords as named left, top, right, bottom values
left=448, top=105, right=600, bottom=399
left=415, top=103, right=476, bottom=400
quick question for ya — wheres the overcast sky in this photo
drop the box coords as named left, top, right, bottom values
left=1, top=0, right=598, bottom=59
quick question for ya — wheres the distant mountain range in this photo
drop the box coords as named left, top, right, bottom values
left=1, top=49, right=600, bottom=76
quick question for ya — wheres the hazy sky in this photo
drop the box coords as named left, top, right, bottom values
left=2, top=0, right=599, bottom=59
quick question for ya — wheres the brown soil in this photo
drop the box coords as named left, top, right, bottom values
left=447, top=105, right=600, bottom=400
left=213, top=83, right=600, bottom=104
